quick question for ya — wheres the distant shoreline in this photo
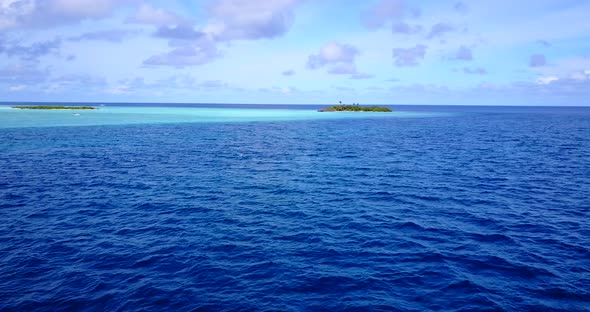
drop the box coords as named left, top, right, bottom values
left=11, top=106, right=97, bottom=110
left=318, top=105, right=392, bottom=112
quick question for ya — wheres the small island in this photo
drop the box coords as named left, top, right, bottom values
left=12, top=105, right=97, bottom=110
left=318, top=104, right=392, bottom=112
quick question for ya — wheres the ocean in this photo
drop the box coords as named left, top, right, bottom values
left=1, top=104, right=589, bottom=311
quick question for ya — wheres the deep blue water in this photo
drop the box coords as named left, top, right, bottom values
left=1, top=105, right=589, bottom=311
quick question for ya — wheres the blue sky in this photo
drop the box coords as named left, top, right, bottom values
left=1, top=0, right=589, bottom=105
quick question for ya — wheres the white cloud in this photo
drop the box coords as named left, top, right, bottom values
left=143, top=0, right=301, bottom=67
left=362, top=0, right=418, bottom=29
left=307, top=42, right=359, bottom=69
left=307, top=42, right=372, bottom=78
left=129, top=3, right=187, bottom=26
left=0, top=0, right=133, bottom=30
left=536, top=76, right=558, bottom=85
left=281, top=86, right=296, bottom=95
left=532, top=57, right=590, bottom=84
left=143, top=38, right=220, bottom=67
left=205, top=0, right=299, bottom=40
left=8, top=84, right=26, bottom=91
left=49, top=0, right=119, bottom=18
left=107, top=84, right=132, bottom=94
left=570, top=69, right=590, bottom=81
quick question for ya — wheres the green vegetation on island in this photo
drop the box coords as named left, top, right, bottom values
left=318, top=104, right=392, bottom=112
left=12, top=105, right=96, bottom=110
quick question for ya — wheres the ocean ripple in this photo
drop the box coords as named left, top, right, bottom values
left=1, top=109, right=590, bottom=311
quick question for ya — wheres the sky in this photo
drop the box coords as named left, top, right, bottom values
left=1, top=0, right=590, bottom=105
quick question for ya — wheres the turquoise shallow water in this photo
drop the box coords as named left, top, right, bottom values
left=0, top=105, right=440, bottom=129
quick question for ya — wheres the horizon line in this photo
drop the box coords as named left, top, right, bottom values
left=2, top=101, right=590, bottom=108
